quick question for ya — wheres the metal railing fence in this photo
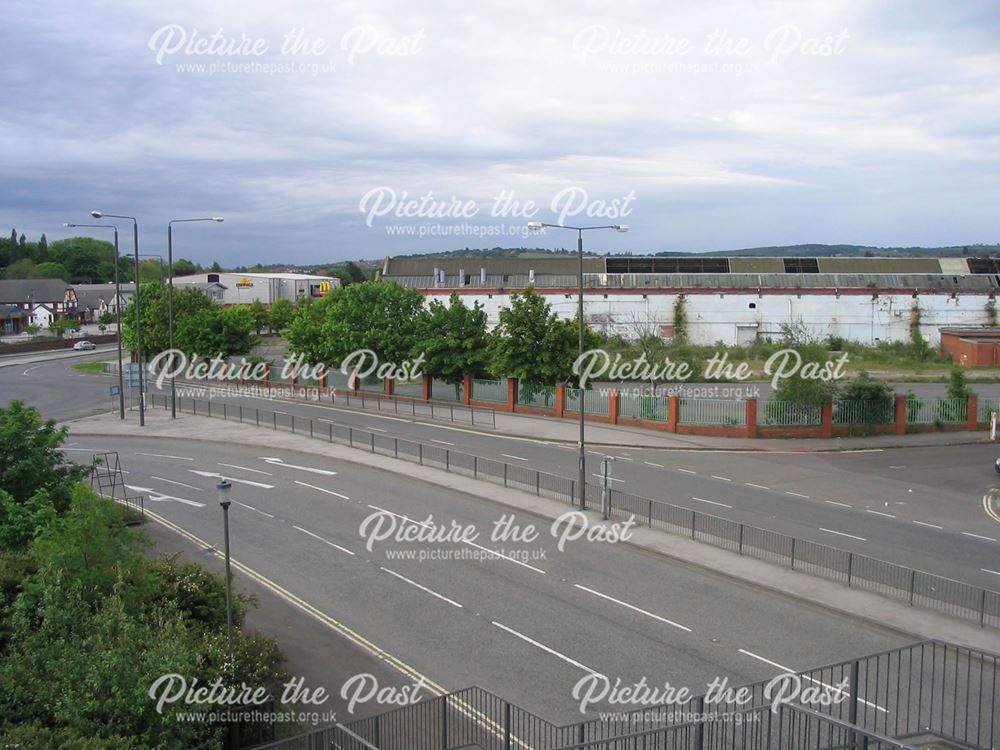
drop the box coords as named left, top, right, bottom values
left=678, top=398, right=746, bottom=426
left=617, top=392, right=669, bottom=422
left=472, top=378, right=508, bottom=404
left=154, top=392, right=1000, bottom=631
left=761, top=401, right=822, bottom=427
left=833, top=399, right=895, bottom=426
left=252, top=640, right=999, bottom=750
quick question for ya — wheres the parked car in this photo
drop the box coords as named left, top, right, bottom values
left=73, top=340, right=97, bottom=350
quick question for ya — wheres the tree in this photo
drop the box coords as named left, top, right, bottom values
left=413, top=293, right=490, bottom=384
left=0, top=401, right=88, bottom=513
left=175, top=305, right=258, bottom=357
left=47, top=318, right=80, bottom=337
left=248, top=299, right=269, bottom=334
left=267, top=298, right=295, bottom=333
left=3, top=258, right=35, bottom=279
left=209, top=260, right=223, bottom=272
left=170, top=258, right=199, bottom=276
left=121, top=284, right=214, bottom=356
left=28, top=261, right=70, bottom=281
left=97, top=310, right=115, bottom=326
left=487, top=287, right=601, bottom=385
left=327, top=261, right=367, bottom=287
left=48, top=237, right=116, bottom=283
left=286, top=281, right=424, bottom=367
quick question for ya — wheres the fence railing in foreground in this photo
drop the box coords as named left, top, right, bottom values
left=152, top=394, right=1000, bottom=630
left=251, top=640, right=999, bottom=750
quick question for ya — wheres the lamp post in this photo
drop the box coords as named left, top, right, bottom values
left=527, top=221, right=628, bottom=509
left=91, top=212, right=144, bottom=426
left=64, top=222, right=126, bottom=420
left=217, top=478, right=236, bottom=750
left=168, top=218, right=224, bottom=418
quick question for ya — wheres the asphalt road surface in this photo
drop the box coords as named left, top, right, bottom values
left=4, top=350, right=1000, bottom=590
left=65, top=435, right=907, bottom=723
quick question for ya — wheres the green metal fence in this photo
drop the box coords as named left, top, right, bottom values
left=267, top=363, right=290, bottom=384
left=761, top=401, right=822, bottom=427
left=979, top=397, right=1000, bottom=423
left=392, top=378, right=423, bottom=398
left=618, top=392, right=669, bottom=421
left=907, top=397, right=966, bottom=424
left=431, top=378, right=463, bottom=402
left=678, top=398, right=745, bottom=426
left=564, top=388, right=609, bottom=416
left=833, top=399, right=894, bottom=426
left=357, top=374, right=384, bottom=393
left=472, top=378, right=507, bottom=404
left=326, top=369, right=351, bottom=390
left=517, top=383, right=556, bottom=409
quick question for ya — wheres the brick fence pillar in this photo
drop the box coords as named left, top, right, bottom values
left=421, top=374, right=431, bottom=401
left=263, top=363, right=270, bottom=388
left=384, top=376, right=393, bottom=397
left=745, top=398, right=758, bottom=438
left=609, top=391, right=619, bottom=425
left=667, top=395, right=679, bottom=432
left=894, top=395, right=907, bottom=435
left=968, top=394, right=979, bottom=431
left=821, top=401, right=833, bottom=439
left=555, top=384, right=566, bottom=418
left=463, top=374, right=473, bottom=405
left=507, top=378, right=518, bottom=412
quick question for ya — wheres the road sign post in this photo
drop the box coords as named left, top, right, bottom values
left=600, top=456, right=615, bottom=521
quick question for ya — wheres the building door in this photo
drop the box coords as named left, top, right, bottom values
left=736, top=324, right=758, bottom=346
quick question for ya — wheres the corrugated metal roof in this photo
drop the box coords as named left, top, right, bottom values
left=729, top=258, right=785, bottom=273
left=817, top=258, right=944, bottom=273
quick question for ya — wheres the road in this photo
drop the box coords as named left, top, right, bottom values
left=65, top=435, right=907, bottom=723
left=4, top=349, right=1000, bottom=590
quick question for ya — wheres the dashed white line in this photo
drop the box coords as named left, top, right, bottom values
left=235, top=501, right=275, bottom=519
left=644, top=461, right=664, bottom=468
left=745, top=483, right=770, bottom=490
left=982, top=568, right=1000, bottom=577
left=151, top=476, right=204, bottom=492
left=380, top=567, right=462, bottom=608
left=820, top=528, right=867, bottom=542
left=502, top=454, right=528, bottom=462
left=491, top=621, right=600, bottom=675
left=318, top=418, right=336, bottom=423
left=826, top=500, right=852, bottom=508
left=218, top=462, right=273, bottom=476
left=432, top=439, right=455, bottom=446
left=292, top=525, right=355, bottom=555
left=711, top=475, right=732, bottom=482
left=677, top=468, right=696, bottom=474
left=913, top=520, right=943, bottom=530
left=865, top=509, right=896, bottom=518
left=737, top=649, right=886, bottom=713
left=369, top=427, right=387, bottom=433
left=137, top=452, right=193, bottom=461
left=615, top=456, right=634, bottom=462
left=573, top=584, right=691, bottom=632
left=295, top=480, right=350, bottom=501
left=692, top=497, right=733, bottom=509
left=273, top=410, right=288, bottom=415
left=591, top=474, right=625, bottom=483
left=785, top=491, right=810, bottom=499
left=962, top=532, right=997, bottom=542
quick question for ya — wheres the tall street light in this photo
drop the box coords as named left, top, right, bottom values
left=217, top=478, right=236, bottom=750
left=91, top=211, right=145, bottom=426
left=168, top=217, right=224, bottom=418
left=64, top=222, right=125, bottom=420
left=527, top=221, right=628, bottom=509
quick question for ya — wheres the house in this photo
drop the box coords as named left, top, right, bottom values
left=71, top=283, right=136, bottom=324
left=0, top=279, right=75, bottom=332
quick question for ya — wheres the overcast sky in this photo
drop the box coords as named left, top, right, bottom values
left=3, top=1, right=998, bottom=266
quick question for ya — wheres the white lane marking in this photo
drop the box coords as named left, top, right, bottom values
left=369, top=427, right=387, bottom=433
left=137, top=452, right=193, bottom=461
left=962, top=532, right=997, bottom=542
left=151, top=476, right=204, bottom=492
left=366, top=503, right=546, bottom=575
left=218, top=462, right=273, bottom=476
left=826, top=500, right=852, bottom=508
left=820, top=528, right=867, bottom=542
left=591, top=474, right=625, bottom=483
left=692, top=497, right=733, bottom=509
left=573, top=584, right=691, bottom=632
left=711, top=475, right=731, bottom=482
left=258, top=457, right=336, bottom=476
left=502, top=454, right=529, bottom=462
left=913, top=520, right=943, bottom=530
left=677, top=468, right=696, bottom=474
left=380, top=567, right=463, bottom=608
left=785, top=491, right=810, bottom=499
left=982, top=568, right=1000, bottom=577
left=745, top=483, right=770, bottom=490
left=615, top=456, right=634, bottom=462
left=188, top=470, right=275, bottom=489
left=318, top=418, right=336, bottom=423
left=492, top=621, right=600, bottom=675
left=644, top=461, right=664, bottom=468
left=865, top=509, right=896, bottom=518
left=236, top=500, right=275, bottom=519
left=292, top=525, right=355, bottom=555
left=431, top=439, right=455, bottom=446
left=737, top=649, right=887, bottom=713
left=64, top=447, right=103, bottom=451
left=125, top=484, right=205, bottom=508
left=295, top=480, right=350, bottom=501
left=273, top=410, right=288, bottom=414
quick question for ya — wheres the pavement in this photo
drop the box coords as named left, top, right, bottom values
left=68, top=409, right=1000, bottom=659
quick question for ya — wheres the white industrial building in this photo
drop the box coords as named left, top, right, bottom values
left=172, top=272, right=338, bottom=306
left=380, top=256, right=999, bottom=346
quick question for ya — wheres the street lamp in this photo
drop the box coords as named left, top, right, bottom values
left=527, top=221, right=628, bottom=509
left=64, top=222, right=126, bottom=420
left=168, top=217, right=224, bottom=418
left=217, top=479, right=235, bottom=677
left=91, top=211, right=145, bottom=426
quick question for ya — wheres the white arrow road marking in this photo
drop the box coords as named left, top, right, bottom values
left=258, top=457, right=336, bottom=476
left=294, top=480, right=350, bottom=500
left=151, top=476, right=204, bottom=492
left=125, top=485, right=205, bottom=508
left=218, top=462, right=272, bottom=476
left=188, top=470, right=275, bottom=489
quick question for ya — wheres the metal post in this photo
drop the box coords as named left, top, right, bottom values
left=473, top=456, right=477, bottom=478
left=132, top=221, right=145, bottom=426
left=577, top=230, right=586, bottom=511
left=110, top=228, right=125, bottom=419
left=738, top=523, right=744, bottom=554
left=503, top=463, right=507, bottom=487
left=218, top=481, right=237, bottom=750
left=167, top=223, right=176, bottom=418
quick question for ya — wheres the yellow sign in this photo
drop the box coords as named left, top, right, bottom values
left=236, top=277, right=254, bottom=288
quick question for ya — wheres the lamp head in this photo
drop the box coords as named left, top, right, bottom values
left=217, top=478, right=232, bottom=508
left=613, top=224, right=629, bottom=233
left=527, top=222, right=544, bottom=231
left=212, top=217, right=224, bottom=223
left=63, top=223, right=74, bottom=227
left=90, top=211, right=103, bottom=219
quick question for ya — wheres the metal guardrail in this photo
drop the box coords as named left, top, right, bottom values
left=151, top=394, right=1000, bottom=630
left=253, top=640, right=998, bottom=750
